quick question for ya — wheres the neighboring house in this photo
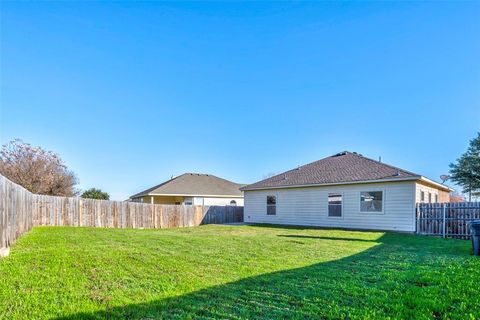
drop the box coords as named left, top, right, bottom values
left=130, top=173, right=245, bottom=206
left=241, top=151, right=453, bottom=232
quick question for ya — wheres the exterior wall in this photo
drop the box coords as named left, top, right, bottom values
left=134, top=195, right=244, bottom=206
left=438, top=190, right=450, bottom=203
left=415, top=182, right=450, bottom=203
left=244, top=181, right=417, bottom=232
left=147, top=196, right=183, bottom=204
left=203, top=197, right=244, bottom=206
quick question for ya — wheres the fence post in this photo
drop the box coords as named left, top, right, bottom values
left=416, top=203, right=420, bottom=234
left=442, top=203, right=446, bottom=238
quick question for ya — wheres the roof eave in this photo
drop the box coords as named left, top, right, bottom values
left=129, top=192, right=149, bottom=199
left=132, top=193, right=243, bottom=198
left=418, top=176, right=454, bottom=192
left=241, top=176, right=422, bottom=191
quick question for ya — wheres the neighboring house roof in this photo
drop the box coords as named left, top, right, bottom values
left=130, top=173, right=245, bottom=198
left=241, top=151, right=452, bottom=192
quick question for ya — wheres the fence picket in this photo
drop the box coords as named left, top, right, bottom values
left=417, top=202, right=479, bottom=239
left=0, top=174, right=244, bottom=251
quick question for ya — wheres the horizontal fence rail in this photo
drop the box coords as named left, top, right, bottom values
left=416, top=202, right=480, bottom=239
left=0, top=174, right=243, bottom=251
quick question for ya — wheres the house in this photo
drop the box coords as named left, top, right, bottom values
left=129, top=173, right=245, bottom=206
left=240, top=151, right=453, bottom=232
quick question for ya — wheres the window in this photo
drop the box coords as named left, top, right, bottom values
left=360, top=191, right=383, bottom=212
left=267, top=196, right=276, bottom=215
left=435, top=194, right=438, bottom=203
left=428, top=193, right=432, bottom=203
left=328, top=193, right=342, bottom=217
left=230, top=200, right=237, bottom=206
left=420, top=191, right=425, bottom=202
left=184, top=198, right=193, bottom=205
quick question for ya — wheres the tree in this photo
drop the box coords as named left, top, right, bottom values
left=81, top=188, right=110, bottom=200
left=449, top=132, right=480, bottom=201
left=0, top=139, right=78, bottom=196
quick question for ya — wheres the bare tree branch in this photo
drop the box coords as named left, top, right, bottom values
left=0, top=139, right=78, bottom=196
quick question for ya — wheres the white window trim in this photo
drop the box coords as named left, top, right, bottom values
left=359, top=189, right=385, bottom=214
left=327, top=192, right=344, bottom=219
left=266, top=194, right=278, bottom=216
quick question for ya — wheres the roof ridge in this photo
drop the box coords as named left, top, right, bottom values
left=241, top=151, right=424, bottom=191
left=129, top=175, right=181, bottom=199
left=187, top=172, right=246, bottom=186
left=347, top=152, right=420, bottom=177
left=203, top=175, right=246, bottom=186
left=129, top=172, right=244, bottom=198
left=242, top=152, right=354, bottom=185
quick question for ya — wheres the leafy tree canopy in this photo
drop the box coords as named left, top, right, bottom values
left=449, top=132, right=480, bottom=199
left=81, top=188, right=110, bottom=200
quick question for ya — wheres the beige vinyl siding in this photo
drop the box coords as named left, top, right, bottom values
left=244, top=181, right=416, bottom=232
left=415, top=182, right=449, bottom=203
left=415, top=183, right=440, bottom=203
left=141, top=195, right=183, bottom=204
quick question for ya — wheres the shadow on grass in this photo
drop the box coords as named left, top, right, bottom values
left=55, top=233, right=470, bottom=320
left=245, top=223, right=352, bottom=231
left=245, top=223, right=399, bottom=234
left=277, top=234, right=379, bottom=242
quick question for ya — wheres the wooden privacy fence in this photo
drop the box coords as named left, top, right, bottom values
left=33, top=196, right=244, bottom=229
left=416, top=202, right=480, bottom=239
left=0, top=175, right=35, bottom=253
left=0, top=174, right=243, bottom=251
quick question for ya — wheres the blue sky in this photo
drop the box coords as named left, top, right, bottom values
left=1, top=2, right=479, bottom=200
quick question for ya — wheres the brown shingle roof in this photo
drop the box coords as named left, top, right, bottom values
left=130, top=173, right=245, bottom=198
left=241, top=151, right=421, bottom=191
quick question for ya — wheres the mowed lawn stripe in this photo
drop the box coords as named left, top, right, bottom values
left=0, top=225, right=478, bottom=319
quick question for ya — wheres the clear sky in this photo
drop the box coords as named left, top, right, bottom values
left=1, top=2, right=479, bottom=200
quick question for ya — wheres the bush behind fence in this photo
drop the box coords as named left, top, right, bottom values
left=0, top=175, right=243, bottom=250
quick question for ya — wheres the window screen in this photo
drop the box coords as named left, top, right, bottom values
left=328, top=193, right=342, bottom=217
left=360, top=191, right=383, bottom=212
left=267, top=196, right=276, bottom=215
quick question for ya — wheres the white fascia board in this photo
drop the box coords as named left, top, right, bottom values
left=418, top=176, right=454, bottom=192
left=148, top=193, right=244, bottom=198
left=241, top=176, right=422, bottom=191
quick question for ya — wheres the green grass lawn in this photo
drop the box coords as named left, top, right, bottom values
left=0, top=225, right=479, bottom=319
